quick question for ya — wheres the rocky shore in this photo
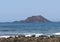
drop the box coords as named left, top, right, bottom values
left=0, top=35, right=60, bottom=42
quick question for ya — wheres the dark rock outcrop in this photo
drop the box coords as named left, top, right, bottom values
left=19, top=15, right=51, bottom=22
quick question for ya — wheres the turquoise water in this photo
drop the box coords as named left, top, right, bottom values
left=0, top=22, right=60, bottom=36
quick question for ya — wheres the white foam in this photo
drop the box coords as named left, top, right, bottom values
left=35, top=34, right=43, bottom=37
left=0, top=36, right=10, bottom=38
left=25, top=34, right=32, bottom=37
left=25, top=33, right=44, bottom=37
left=53, top=32, right=60, bottom=35
left=0, top=33, right=44, bottom=38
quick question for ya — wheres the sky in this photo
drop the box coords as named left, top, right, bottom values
left=0, top=0, right=60, bottom=22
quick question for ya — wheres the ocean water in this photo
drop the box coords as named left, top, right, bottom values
left=0, top=22, right=60, bottom=36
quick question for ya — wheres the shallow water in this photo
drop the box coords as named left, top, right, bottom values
left=0, top=22, right=60, bottom=36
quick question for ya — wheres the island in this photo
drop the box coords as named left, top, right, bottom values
left=14, top=15, right=51, bottom=23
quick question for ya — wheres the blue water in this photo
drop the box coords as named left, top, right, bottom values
left=0, top=22, right=60, bottom=36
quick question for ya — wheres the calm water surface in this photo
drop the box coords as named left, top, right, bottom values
left=0, top=22, right=60, bottom=36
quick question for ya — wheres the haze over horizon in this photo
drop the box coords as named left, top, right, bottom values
left=0, top=0, right=60, bottom=22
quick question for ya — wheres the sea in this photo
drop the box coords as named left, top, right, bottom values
left=0, top=22, right=60, bottom=37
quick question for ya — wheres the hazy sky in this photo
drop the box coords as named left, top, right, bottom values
left=0, top=0, right=60, bottom=22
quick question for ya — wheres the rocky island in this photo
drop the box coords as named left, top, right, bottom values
left=14, top=15, right=51, bottom=23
